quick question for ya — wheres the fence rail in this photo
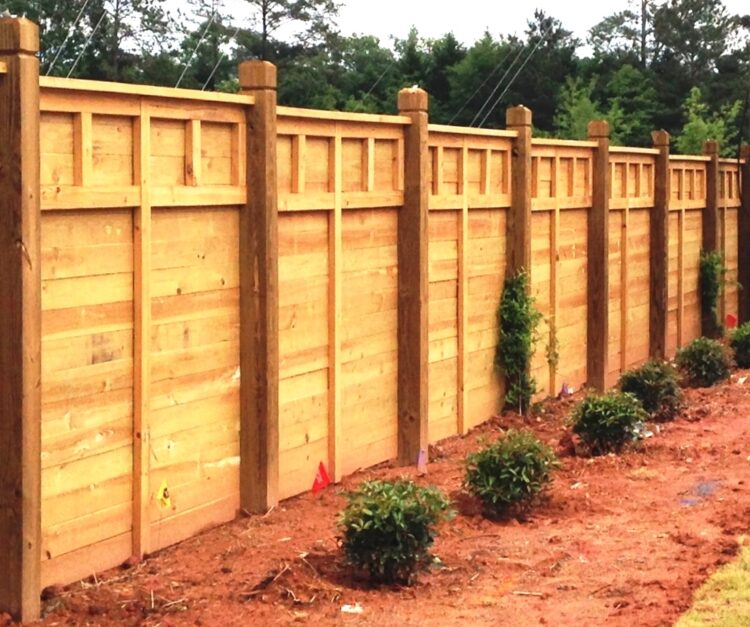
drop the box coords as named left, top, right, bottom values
left=0, top=17, right=748, bottom=622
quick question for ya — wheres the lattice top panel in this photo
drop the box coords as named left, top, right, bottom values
left=530, top=143, right=594, bottom=211
left=669, top=156, right=708, bottom=211
left=39, top=77, right=249, bottom=211
left=609, top=151, right=656, bottom=210
left=719, top=161, right=742, bottom=209
left=427, top=127, right=514, bottom=211
left=277, top=108, right=408, bottom=212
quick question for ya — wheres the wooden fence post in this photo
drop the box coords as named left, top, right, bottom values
left=397, top=88, right=429, bottom=467
left=587, top=121, right=610, bottom=391
left=505, top=106, right=533, bottom=275
left=0, top=17, right=41, bottom=622
left=740, top=145, right=750, bottom=324
left=702, top=139, right=721, bottom=337
left=238, top=61, right=279, bottom=513
left=650, top=130, right=670, bottom=359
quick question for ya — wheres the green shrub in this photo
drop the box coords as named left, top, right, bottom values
left=339, top=479, right=453, bottom=584
left=464, top=429, right=558, bottom=516
left=675, top=337, right=733, bottom=387
left=618, top=360, right=684, bottom=421
left=699, top=250, right=727, bottom=338
left=730, top=322, right=750, bottom=368
left=571, top=391, right=647, bottom=455
left=496, top=270, right=543, bottom=414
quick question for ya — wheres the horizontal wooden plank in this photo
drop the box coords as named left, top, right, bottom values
left=429, top=124, right=516, bottom=139
left=40, top=75, right=255, bottom=106
left=278, top=105, right=409, bottom=126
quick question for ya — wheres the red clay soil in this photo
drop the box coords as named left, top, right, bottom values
left=8, top=373, right=750, bottom=627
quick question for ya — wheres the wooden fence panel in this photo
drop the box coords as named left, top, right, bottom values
left=38, top=79, right=251, bottom=583
left=4, top=53, right=746, bottom=613
left=40, top=209, right=134, bottom=587
left=719, top=160, right=742, bottom=324
left=148, top=206, right=240, bottom=552
left=667, top=157, right=707, bottom=356
left=530, top=141, right=593, bottom=396
left=427, top=128, right=513, bottom=437
left=276, top=109, right=406, bottom=492
left=607, top=149, right=656, bottom=385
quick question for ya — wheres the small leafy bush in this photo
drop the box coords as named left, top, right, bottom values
left=571, top=391, right=647, bottom=455
left=618, top=360, right=684, bottom=421
left=464, top=429, right=558, bottom=516
left=339, top=479, right=453, bottom=584
left=699, top=250, right=727, bottom=338
left=730, top=322, right=750, bottom=368
left=675, top=337, right=733, bottom=387
left=496, top=270, right=543, bottom=414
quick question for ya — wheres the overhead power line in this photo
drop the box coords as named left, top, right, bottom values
left=201, top=24, right=242, bottom=91
left=478, top=23, right=555, bottom=128
left=47, top=0, right=92, bottom=75
left=469, top=41, right=531, bottom=127
left=66, top=8, right=106, bottom=78
left=447, top=49, right=514, bottom=125
left=176, top=9, right=218, bottom=88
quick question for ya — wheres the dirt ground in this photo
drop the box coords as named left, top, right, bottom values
left=9, top=371, right=750, bottom=627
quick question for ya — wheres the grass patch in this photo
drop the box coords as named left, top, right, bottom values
left=677, top=540, right=750, bottom=627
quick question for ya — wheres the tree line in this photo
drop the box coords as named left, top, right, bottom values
left=2, top=0, right=749, bottom=154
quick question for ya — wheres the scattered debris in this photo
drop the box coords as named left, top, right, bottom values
left=341, top=602, right=364, bottom=614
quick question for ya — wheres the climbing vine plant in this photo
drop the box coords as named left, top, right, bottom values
left=495, top=269, right=543, bottom=414
left=699, top=249, right=726, bottom=338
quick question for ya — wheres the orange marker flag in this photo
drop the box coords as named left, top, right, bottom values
left=312, top=462, right=331, bottom=495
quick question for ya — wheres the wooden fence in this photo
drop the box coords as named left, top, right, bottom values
left=1, top=18, right=748, bottom=621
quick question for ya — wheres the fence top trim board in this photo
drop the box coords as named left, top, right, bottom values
left=39, top=75, right=256, bottom=106
left=610, top=146, right=659, bottom=155
left=277, top=105, right=410, bottom=125
left=670, top=154, right=711, bottom=162
left=532, top=138, right=598, bottom=148
left=428, top=124, right=518, bottom=138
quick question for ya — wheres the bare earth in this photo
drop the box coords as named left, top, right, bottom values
left=8, top=372, right=750, bottom=627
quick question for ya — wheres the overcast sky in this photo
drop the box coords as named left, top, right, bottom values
left=334, top=0, right=749, bottom=46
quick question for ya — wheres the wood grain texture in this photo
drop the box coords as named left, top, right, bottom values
left=0, top=17, right=41, bottom=622
left=650, top=131, right=670, bottom=359
left=397, top=88, right=429, bottom=466
left=239, top=61, right=279, bottom=513
left=741, top=147, right=750, bottom=323
left=587, top=121, right=610, bottom=391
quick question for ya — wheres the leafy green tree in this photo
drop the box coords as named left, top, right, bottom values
left=553, top=77, right=601, bottom=140
left=604, top=64, right=659, bottom=145
left=673, top=87, right=742, bottom=155
left=236, top=0, right=339, bottom=60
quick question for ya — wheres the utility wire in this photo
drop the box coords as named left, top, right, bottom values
left=363, top=60, right=395, bottom=99
left=448, top=47, right=517, bottom=125
left=201, top=24, right=241, bottom=91
left=66, top=8, right=106, bottom=78
left=469, top=40, right=532, bottom=127
left=176, top=10, right=217, bottom=88
left=47, top=0, right=92, bottom=75
left=478, top=24, right=554, bottom=128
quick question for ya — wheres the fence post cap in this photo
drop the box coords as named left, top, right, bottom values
left=397, top=87, right=428, bottom=113
left=238, top=60, right=277, bottom=91
left=702, top=139, right=720, bottom=156
left=651, top=130, right=670, bottom=148
left=505, top=105, right=532, bottom=128
left=0, top=17, right=39, bottom=54
left=587, top=120, right=610, bottom=139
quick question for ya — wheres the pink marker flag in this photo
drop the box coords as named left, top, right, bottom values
left=726, top=313, right=738, bottom=329
left=312, top=462, right=331, bottom=495
left=417, top=448, right=427, bottom=474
